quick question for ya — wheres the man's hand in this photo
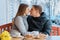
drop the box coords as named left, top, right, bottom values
left=37, top=33, right=48, bottom=40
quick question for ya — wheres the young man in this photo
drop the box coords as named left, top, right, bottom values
left=27, top=5, right=52, bottom=36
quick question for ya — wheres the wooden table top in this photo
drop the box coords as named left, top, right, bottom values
left=11, top=37, right=23, bottom=40
left=11, top=37, right=42, bottom=40
left=11, top=36, right=60, bottom=40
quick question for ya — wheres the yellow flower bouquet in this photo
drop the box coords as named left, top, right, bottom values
left=0, top=31, right=11, bottom=40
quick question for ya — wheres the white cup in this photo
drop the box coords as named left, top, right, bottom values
left=32, top=31, right=39, bottom=36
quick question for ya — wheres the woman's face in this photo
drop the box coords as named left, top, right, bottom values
left=25, top=7, right=30, bottom=15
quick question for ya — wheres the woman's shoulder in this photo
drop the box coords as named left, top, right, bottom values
left=15, top=16, right=23, bottom=20
left=16, top=16, right=23, bottom=18
left=15, top=16, right=28, bottom=20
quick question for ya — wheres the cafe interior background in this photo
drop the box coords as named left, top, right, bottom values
left=0, top=0, right=60, bottom=36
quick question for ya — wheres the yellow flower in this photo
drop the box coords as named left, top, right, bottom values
left=0, top=31, right=11, bottom=40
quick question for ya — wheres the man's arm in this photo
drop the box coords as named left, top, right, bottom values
left=43, top=20, right=52, bottom=35
left=38, top=20, right=52, bottom=40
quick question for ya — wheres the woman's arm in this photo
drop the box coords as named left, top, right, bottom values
left=14, top=16, right=27, bottom=36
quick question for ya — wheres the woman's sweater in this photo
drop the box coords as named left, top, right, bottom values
left=11, top=16, right=28, bottom=36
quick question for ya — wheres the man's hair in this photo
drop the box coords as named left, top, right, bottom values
left=33, top=5, right=42, bottom=13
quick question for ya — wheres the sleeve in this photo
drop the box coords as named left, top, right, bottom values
left=43, top=20, right=52, bottom=35
left=14, top=16, right=27, bottom=36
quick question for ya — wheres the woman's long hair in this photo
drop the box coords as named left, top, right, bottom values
left=15, top=4, right=28, bottom=17
left=12, top=4, right=28, bottom=25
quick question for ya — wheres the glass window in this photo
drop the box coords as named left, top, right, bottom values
left=7, top=0, right=60, bottom=25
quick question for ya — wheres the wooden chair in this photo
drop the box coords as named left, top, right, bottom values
left=57, top=27, right=60, bottom=36
left=50, top=25, right=60, bottom=36
left=0, top=23, right=60, bottom=36
left=0, top=23, right=12, bottom=33
left=50, top=27, right=58, bottom=36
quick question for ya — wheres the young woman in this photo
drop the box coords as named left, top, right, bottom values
left=10, top=4, right=30, bottom=36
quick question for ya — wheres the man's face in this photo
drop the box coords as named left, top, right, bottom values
left=30, top=7, right=37, bottom=16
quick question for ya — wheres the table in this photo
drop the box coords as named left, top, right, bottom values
left=12, top=37, right=23, bottom=40
left=11, top=36, right=60, bottom=40
left=46, top=36, right=60, bottom=40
